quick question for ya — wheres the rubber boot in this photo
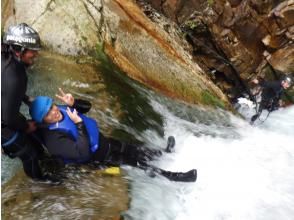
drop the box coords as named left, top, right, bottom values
left=250, top=114, right=259, bottom=124
left=160, top=169, right=197, bottom=182
left=165, top=136, right=175, bottom=153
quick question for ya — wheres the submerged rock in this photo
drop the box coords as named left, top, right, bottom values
left=2, top=169, right=129, bottom=219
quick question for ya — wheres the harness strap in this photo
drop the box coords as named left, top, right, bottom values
left=2, top=132, right=19, bottom=147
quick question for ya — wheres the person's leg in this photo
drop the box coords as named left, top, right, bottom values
left=2, top=133, right=45, bottom=180
left=251, top=100, right=267, bottom=123
left=93, top=133, right=124, bottom=166
left=94, top=134, right=196, bottom=182
left=268, top=98, right=279, bottom=112
left=121, top=136, right=176, bottom=164
left=20, top=134, right=47, bottom=180
left=250, top=113, right=260, bottom=123
left=137, top=163, right=197, bottom=182
left=165, top=136, right=175, bottom=153
left=121, top=144, right=162, bottom=166
left=21, top=154, right=43, bottom=179
left=94, top=133, right=162, bottom=167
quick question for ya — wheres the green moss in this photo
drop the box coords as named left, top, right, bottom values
left=81, top=35, right=88, bottom=41
left=262, top=66, right=276, bottom=81
left=201, top=90, right=225, bottom=109
left=207, top=0, right=214, bottom=6
left=93, top=42, right=108, bottom=63
left=184, top=20, right=199, bottom=30
left=283, top=89, right=294, bottom=103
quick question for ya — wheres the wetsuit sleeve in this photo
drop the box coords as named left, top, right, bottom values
left=260, top=81, right=283, bottom=96
left=1, top=69, right=28, bottom=131
left=41, top=124, right=90, bottom=161
left=72, top=99, right=92, bottom=114
left=259, top=81, right=279, bottom=89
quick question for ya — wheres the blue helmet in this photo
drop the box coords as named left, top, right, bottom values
left=30, top=96, right=53, bottom=123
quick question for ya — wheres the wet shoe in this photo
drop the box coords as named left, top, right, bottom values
left=165, top=136, right=175, bottom=153
left=160, top=169, right=197, bottom=182
left=250, top=114, right=258, bottom=124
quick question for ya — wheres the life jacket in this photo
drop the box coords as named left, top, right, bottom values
left=48, top=106, right=99, bottom=155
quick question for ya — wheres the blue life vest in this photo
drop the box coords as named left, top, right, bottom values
left=48, top=106, right=99, bottom=154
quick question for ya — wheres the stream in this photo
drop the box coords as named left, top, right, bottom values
left=2, top=51, right=294, bottom=220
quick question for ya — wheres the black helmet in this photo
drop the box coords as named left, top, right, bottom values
left=3, top=23, right=41, bottom=50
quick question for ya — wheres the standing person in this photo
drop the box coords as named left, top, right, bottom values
left=250, top=76, right=292, bottom=123
left=29, top=89, right=197, bottom=182
left=1, top=23, right=46, bottom=180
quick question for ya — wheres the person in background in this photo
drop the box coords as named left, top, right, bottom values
left=29, top=88, right=197, bottom=182
left=250, top=75, right=292, bottom=123
left=1, top=23, right=46, bottom=180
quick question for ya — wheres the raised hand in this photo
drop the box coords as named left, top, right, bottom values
left=252, top=79, right=259, bottom=84
left=55, top=88, right=75, bottom=106
left=66, top=107, right=82, bottom=124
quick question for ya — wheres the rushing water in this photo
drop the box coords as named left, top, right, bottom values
left=123, top=93, right=294, bottom=220
left=2, top=52, right=294, bottom=220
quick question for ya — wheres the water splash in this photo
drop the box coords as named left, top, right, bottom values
left=125, top=97, right=294, bottom=220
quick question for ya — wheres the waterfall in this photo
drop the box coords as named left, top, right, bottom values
left=124, top=93, right=294, bottom=220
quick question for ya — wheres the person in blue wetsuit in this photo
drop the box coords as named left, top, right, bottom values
left=30, top=89, right=196, bottom=182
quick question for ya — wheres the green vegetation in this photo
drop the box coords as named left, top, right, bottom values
left=91, top=42, right=165, bottom=140
left=207, top=0, right=214, bottom=6
left=283, top=90, right=294, bottom=104
left=184, top=20, right=199, bottom=30
left=201, top=90, right=225, bottom=109
left=263, top=66, right=276, bottom=81
left=81, top=35, right=88, bottom=41
left=93, top=42, right=108, bottom=63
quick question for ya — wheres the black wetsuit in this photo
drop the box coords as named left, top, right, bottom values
left=251, top=80, right=284, bottom=122
left=1, top=53, right=45, bottom=179
left=260, top=81, right=283, bottom=106
left=37, top=99, right=162, bottom=167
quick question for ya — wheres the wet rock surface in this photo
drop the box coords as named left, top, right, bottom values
left=138, top=0, right=294, bottom=102
left=2, top=0, right=230, bottom=108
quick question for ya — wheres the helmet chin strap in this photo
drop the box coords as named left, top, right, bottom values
left=8, top=45, right=20, bottom=62
left=19, top=47, right=27, bottom=62
left=9, top=45, right=26, bottom=62
left=20, top=46, right=26, bottom=54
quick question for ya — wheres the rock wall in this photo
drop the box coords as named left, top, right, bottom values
left=2, top=0, right=230, bottom=108
left=140, top=0, right=293, bottom=101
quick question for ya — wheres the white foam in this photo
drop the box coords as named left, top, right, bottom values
left=125, top=102, right=294, bottom=220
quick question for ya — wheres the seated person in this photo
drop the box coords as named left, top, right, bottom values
left=29, top=88, right=197, bottom=182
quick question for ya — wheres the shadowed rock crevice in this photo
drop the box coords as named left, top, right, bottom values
left=31, top=0, right=56, bottom=25
left=82, top=0, right=104, bottom=40
left=138, top=0, right=293, bottom=102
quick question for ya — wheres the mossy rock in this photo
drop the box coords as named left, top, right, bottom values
left=207, top=0, right=214, bottom=6
left=201, top=90, right=225, bottom=109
